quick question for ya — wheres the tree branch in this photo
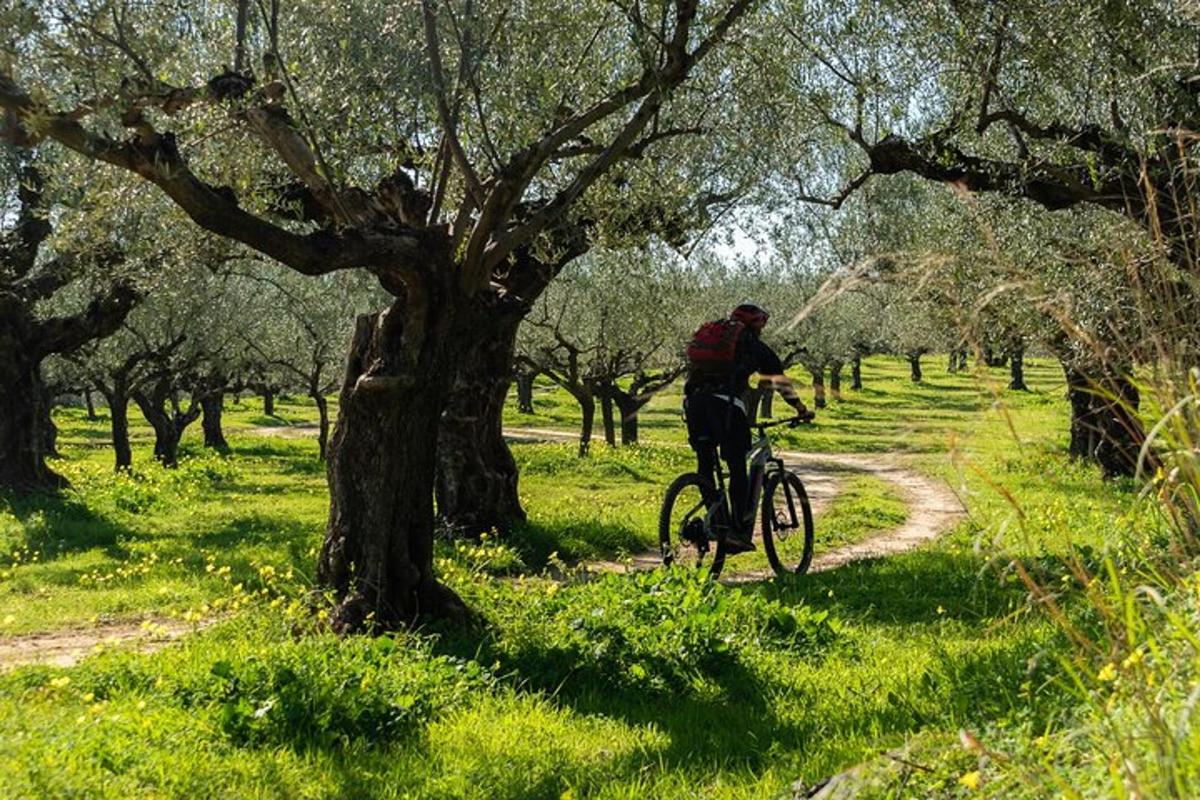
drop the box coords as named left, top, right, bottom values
left=1, top=73, right=429, bottom=281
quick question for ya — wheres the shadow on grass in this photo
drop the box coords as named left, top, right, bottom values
left=192, top=513, right=315, bottom=552
left=506, top=519, right=647, bottom=569
left=0, top=490, right=138, bottom=561
left=428, top=554, right=1067, bottom=779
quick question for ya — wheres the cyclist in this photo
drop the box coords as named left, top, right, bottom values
left=683, top=303, right=812, bottom=553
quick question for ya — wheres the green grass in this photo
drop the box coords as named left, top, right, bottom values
left=0, top=354, right=1172, bottom=797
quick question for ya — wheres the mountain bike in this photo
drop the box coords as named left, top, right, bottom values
left=658, top=415, right=814, bottom=579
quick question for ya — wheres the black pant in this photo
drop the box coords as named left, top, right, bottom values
left=684, top=392, right=751, bottom=535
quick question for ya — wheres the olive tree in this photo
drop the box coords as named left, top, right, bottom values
left=1, top=0, right=765, bottom=629
left=0, top=146, right=139, bottom=490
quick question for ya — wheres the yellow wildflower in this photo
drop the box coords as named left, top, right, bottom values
left=958, top=771, right=981, bottom=790
left=1097, top=663, right=1118, bottom=682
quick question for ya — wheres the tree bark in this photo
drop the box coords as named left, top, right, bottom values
left=515, top=371, right=535, bottom=414
left=263, top=389, right=276, bottom=417
left=908, top=353, right=923, bottom=383
left=575, top=390, right=596, bottom=457
left=745, top=387, right=764, bottom=424
left=1062, top=362, right=1149, bottom=478
left=760, top=388, right=774, bottom=418
left=851, top=353, right=863, bottom=390
left=317, top=299, right=469, bottom=632
left=829, top=361, right=843, bottom=401
left=40, top=383, right=59, bottom=459
left=1008, top=346, right=1029, bottom=391
left=612, top=389, right=642, bottom=445
left=201, top=392, right=230, bottom=451
left=599, top=391, right=617, bottom=447
left=107, top=390, right=133, bottom=471
left=133, top=386, right=200, bottom=468
left=809, top=365, right=827, bottom=409
left=314, top=393, right=330, bottom=461
left=85, top=389, right=98, bottom=420
left=436, top=307, right=527, bottom=536
left=0, top=343, right=62, bottom=491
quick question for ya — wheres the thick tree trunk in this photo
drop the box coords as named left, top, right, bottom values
left=1008, top=346, right=1029, bottom=391
left=41, top=384, right=59, bottom=459
left=108, top=391, right=133, bottom=471
left=1063, top=362, right=1149, bottom=478
left=809, top=365, right=827, bottom=409
left=599, top=391, right=617, bottom=447
left=576, top=391, right=596, bottom=457
left=908, top=353, right=923, bottom=383
left=314, top=393, right=330, bottom=461
left=436, top=308, right=526, bottom=535
left=133, top=389, right=199, bottom=468
left=948, top=349, right=963, bottom=373
left=760, top=388, right=775, bottom=418
left=851, top=354, right=863, bottom=390
left=317, top=300, right=469, bottom=632
left=85, top=389, right=98, bottom=420
left=745, top=387, right=764, bottom=424
left=612, top=390, right=642, bottom=446
left=515, top=371, right=535, bottom=414
left=263, top=389, right=275, bottom=417
left=0, top=346, right=62, bottom=491
left=201, top=392, right=229, bottom=451
left=829, top=362, right=843, bottom=401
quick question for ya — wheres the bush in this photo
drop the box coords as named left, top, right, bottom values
left=478, top=569, right=841, bottom=697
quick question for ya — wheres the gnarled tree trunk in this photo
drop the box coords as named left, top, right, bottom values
left=515, top=370, right=536, bottom=414
left=107, top=389, right=133, bottom=471
left=201, top=392, right=229, bottom=451
left=40, top=383, right=59, bottom=459
left=1008, top=346, right=1029, bottom=391
left=1062, top=362, right=1149, bottom=478
left=908, top=353, right=924, bottom=383
left=851, top=353, right=863, bottom=390
left=262, top=389, right=276, bottom=417
left=0, top=340, right=61, bottom=490
left=133, top=386, right=200, bottom=468
left=599, top=390, right=617, bottom=447
left=436, top=307, right=527, bottom=536
left=314, top=393, right=330, bottom=461
left=612, top=390, right=642, bottom=445
left=809, top=365, right=827, bottom=409
left=573, top=389, right=596, bottom=457
left=829, top=361, right=843, bottom=401
left=85, top=389, right=98, bottom=420
left=318, top=296, right=469, bottom=632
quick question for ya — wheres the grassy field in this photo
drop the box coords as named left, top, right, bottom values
left=0, top=355, right=1179, bottom=797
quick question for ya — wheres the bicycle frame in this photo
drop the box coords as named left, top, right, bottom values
left=704, top=421, right=794, bottom=536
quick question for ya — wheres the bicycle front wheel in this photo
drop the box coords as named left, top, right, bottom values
left=761, top=470, right=814, bottom=577
left=658, top=473, right=726, bottom=578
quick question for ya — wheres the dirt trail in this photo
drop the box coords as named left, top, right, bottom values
left=0, top=618, right=201, bottom=670
left=505, top=427, right=967, bottom=581
left=2, top=427, right=963, bottom=669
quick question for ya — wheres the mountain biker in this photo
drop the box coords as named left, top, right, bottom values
left=683, top=303, right=812, bottom=553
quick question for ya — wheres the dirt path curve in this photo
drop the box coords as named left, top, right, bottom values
left=0, top=618, right=203, bottom=670
left=504, top=427, right=966, bottom=581
left=3, top=428, right=963, bottom=670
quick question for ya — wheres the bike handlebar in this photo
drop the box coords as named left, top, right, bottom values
left=754, top=414, right=814, bottom=432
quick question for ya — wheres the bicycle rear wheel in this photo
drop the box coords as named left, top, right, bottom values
left=761, top=470, right=814, bottom=577
left=658, top=473, right=727, bottom=578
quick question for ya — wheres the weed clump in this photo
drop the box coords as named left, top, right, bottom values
left=477, top=569, right=841, bottom=697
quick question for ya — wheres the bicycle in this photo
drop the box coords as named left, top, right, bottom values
left=658, top=415, right=814, bottom=579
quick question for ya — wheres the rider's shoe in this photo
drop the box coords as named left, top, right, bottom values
left=681, top=519, right=707, bottom=546
left=722, top=535, right=756, bottom=554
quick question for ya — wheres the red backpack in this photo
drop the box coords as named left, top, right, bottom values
left=686, top=318, right=745, bottom=376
